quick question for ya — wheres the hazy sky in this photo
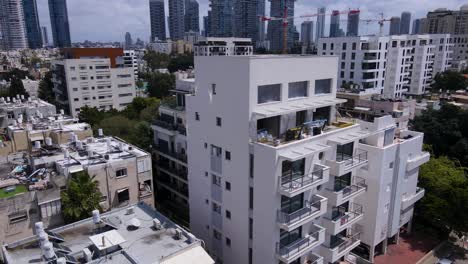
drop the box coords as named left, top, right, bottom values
left=37, top=0, right=467, bottom=43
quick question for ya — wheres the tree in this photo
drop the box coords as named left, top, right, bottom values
left=143, top=51, right=170, bottom=71
left=128, top=121, right=154, bottom=151
left=146, top=72, right=175, bottom=98
left=167, top=54, right=194, bottom=73
left=431, top=70, right=468, bottom=92
left=78, top=106, right=107, bottom=126
left=38, top=71, right=55, bottom=104
left=416, top=156, right=468, bottom=237
left=61, top=171, right=102, bottom=223
left=7, top=76, right=28, bottom=97
left=96, top=115, right=137, bottom=140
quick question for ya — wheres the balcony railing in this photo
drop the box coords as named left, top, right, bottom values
left=326, top=203, right=363, bottom=228
left=333, top=176, right=367, bottom=199
left=154, top=145, right=187, bottom=163
left=152, top=120, right=187, bottom=135
left=280, top=168, right=324, bottom=193
left=336, top=149, right=368, bottom=169
left=329, top=232, right=361, bottom=254
left=276, top=227, right=323, bottom=259
left=277, top=199, right=321, bottom=225
left=157, top=161, right=188, bottom=180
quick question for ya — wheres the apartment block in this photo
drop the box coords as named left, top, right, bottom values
left=51, top=48, right=136, bottom=117
left=0, top=96, right=56, bottom=128
left=184, top=54, right=428, bottom=264
left=194, top=37, right=253, bottom=56
left=317, top=34, right=453, bottom=98
left=1, top=203, right=214, bottom=264
left=123, top=50, right=139, bottom=80
left=451, top=34, right=468, bottom=71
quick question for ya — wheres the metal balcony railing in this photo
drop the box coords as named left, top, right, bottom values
left=332, top=177, right=367, bottom=199
left=329, top=232, right=361, bottom=254
left=326, top=203, right=363, bottom=227
left=276, top=228, right=323, bottom=258
left=154, top=145, right=187, bottom=163
left=277, top=198, right=322, bottom=225
left=336, top=149, right=368, bottom=169
left=280, top=168, right=324, bottom=193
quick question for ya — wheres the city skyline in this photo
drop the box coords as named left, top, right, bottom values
left=35, top=0, right=466, bottom=42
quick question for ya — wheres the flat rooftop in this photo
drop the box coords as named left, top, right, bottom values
left=2, top=203, right=214, bottom=264
left=0, top=97, right=55, bottom=111
left=7, top=115, right=89, bottom=133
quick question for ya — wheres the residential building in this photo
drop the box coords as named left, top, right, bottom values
left=317, top=34, right=453, bottom=98
left=389, top=17, right=401, bottom=35
left=185, top=53, right=428, bottom=264
left=347, top=10, right=360, bottom=37
left=124, top=32, right=133, bottom=48
left=316, top=7, right=326, bottom=42
left=1, top=203, right=214, bottom=264
left=23, top=0, right=43, bottom=49
left=412, top=19, right=422, bottom=34
left=0, top=96, right=56, bottom=128
left=267, top=0, right=296, bottom=52
left=301, top=21, right=314, bottom=47
left=48, top=0, right=71, bottom=48
left=21, top=78, right=39, bottom=97
left=208, top=0, right=233, bottom=37
left=51, top=48, right=136, bottom=117
left=423, top=5, right=468, bottom=34
left=257, top=0, right=266, bottom=44
left=41, top=26, right=49, bottom=47
left=194, top=37, right=253, bottom=56
left=151, top=71, right=194, bottom=227
left=330, top=10, right=341, bottom=38
left=149, top=39, right=173, bottom=54
left=123, top=50, right=138, bottom=80
left=185, top=0, right=200, bottom=33
left=169, top=0, right=185, bottom=40
left=400, top=12, right=412, bottom=35
left=149, top=0, right=167, bottom=41
left=452, top=34, right=468, bottom=71
left=233, top=0, right=260, bottom=42
left=0, top=0, right=28, bottom=50
left=203, top=15, right=210, bottom=37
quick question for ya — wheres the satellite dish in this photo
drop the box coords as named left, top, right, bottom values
left=128, top=218, right=141, bottom=228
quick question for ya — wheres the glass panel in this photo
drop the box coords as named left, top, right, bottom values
left=280, top=227, right=302, bottom=247
left=288, top=81, right=308, bottom=98
left=315, top=79, right=332, bottom=94
left=258, top=84, right=281, bottom=104
left=296, top=110, right=307, bottom=126
left=384, top=128, right=395, bottom=146
left=281, top=194, right=304, bottom=213
left=336, top=142, right=354, bottom=161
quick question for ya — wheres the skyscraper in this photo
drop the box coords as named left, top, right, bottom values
left=315, top=7, right=325, bottom=42
left=267, top=0, right=296, bottom=52
left=346, top=10, right=359, bottom=36
left=185, top=0, right=200, bottom=33
left=203, top=15, right=210, bottom=36
left=389, top=16, right=401, bottom=35
left=0, top=0, right=28, bottom=50
left=257, top=0, right=266, bottom=43
left=400, top=11, right=411, bottom=34
left=329, top=10, right=340, bottom=37
left=48, top=0, right=71, bottom=48
left=23, top=0, right=42, bottom=49
left=149, top=0, right=166, bottom=41
left=169, top=0, right=185, bottom=40
left=412, top=18, right=421, bottom=34
left=41, top=26, right=48, bottom=46
left=233, top=0, right=259, bottom=40
left=208, top=0, right=233, bottom=37
left=301, top=21, right=313, bottom=47
left=423, top=5, right=468, bottom=34
left=125, top=32, right=133, bottom=48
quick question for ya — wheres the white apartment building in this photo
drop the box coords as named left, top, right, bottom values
left=51, top=48, right=136, bottom=117
left=451, top=34, right=468, bottom=71
left=123, top=50, right=139, bottom=80
left=317, top=34, right=453, bottom=98
left=184, top=54, right=428, bottom=264
left=194, top=37, right=254, bottom=56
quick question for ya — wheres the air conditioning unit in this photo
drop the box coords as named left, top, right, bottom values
left=83, top=248, right=92, bottom=262
left=175, top=229, right=183, bottom=240
left=153, top=219, right=162, bottom=230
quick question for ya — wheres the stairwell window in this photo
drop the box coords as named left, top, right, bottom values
left=216, top=117, right=222, bottom=127
left=212, top=84, right=216, bottom=95
left=116, top=168, right=127, bottom=178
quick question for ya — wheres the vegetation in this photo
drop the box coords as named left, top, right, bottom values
left=167, top=54, right=194, bottom=73
left=411, top=104, right=468, bottom=166
left=431, top=70, right=468, bottom=92
left=0, top=185, right=27, bottom=199
left=38, top=71, right=55, bottom=104
left=61, top=171, right=102, bottom=223
left=143, top=51, right=170, bottom=72
left=140, top=71, right=175, bottom=98
left=415, top=156, right=468, bottom=237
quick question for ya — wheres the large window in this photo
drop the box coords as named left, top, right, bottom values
left=315, top=79, right=332, bottom=94
left=288, top=81, right=308, bottom=99
left=258, top=84, right=281, bottom=104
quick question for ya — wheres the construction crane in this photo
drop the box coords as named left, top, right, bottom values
left=360, top=13, right=392, bottom=36
left=260, top=9, right=360, bottom=54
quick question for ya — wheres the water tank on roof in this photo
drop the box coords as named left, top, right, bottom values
left=43, top=242, right=56, bottom=259
left=34, top=222, right=44, bottom=234
left=45, top=137, right=52, bottom=146
left=34, top=141, right=41, bottom=149
left=92, top=209, right=101, bottom=224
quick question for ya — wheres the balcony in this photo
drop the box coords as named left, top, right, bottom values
left=305, top=253, right=324, bottom=264
left=279, top=164, right=330, bottom=197
left=322, top=203, right=364, bottom=235
left=320, top=231, right=361, bottom=263
left=153, top=145, right=187, bottom=164
left=326, top=149, right=368, bottom=176
left=401, top=187, right=425, bottom=211
left=152, top=120, right=187, bottom=136
left=157, top=161, right=188, bottom=181
left=277, top=195, right=327, bottom=231
left=325, top=177, right=367, bottom=206
left=276, top=225, right=325, bottom=264
left=406, top=152, right=430, bottom=171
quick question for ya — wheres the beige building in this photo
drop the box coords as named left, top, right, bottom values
left=423, top=5, right=468, bottom=34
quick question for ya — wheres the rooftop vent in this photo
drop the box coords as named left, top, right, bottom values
left=153, top=219, right=162, bottom=230
left=174, top=229, right=183, bottom=240
left=126, top=206, right=134, bottom=215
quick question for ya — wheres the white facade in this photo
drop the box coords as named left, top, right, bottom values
left=123, top=50, right=138, bottom=80
left=318, top=34, right=453, bottom=98
left=184, top=55, right=428, bottom=264
left=194, top=37, right=253, bottom=56
left=452, top=34, right=468, bottom=71
left=52, top=58, right=136, bottom=117
left=0, top=0, right=27, bottom=50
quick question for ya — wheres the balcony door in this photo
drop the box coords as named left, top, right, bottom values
left=334, top=172, right=351, bottom=192
left=336, top=142, right=354, bottom=162
left=281, top=158, right=305, bottom=184
left=331, top=201, right=349, bottom=220
left=280, top=227, right=302, bottom=247
left=281, top=194, right=304, bottom=214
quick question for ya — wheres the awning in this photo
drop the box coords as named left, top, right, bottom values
left=279, top=142, right=331, bottom=161
left=327, top=130, right=371, bottom=145
left=161, top=245, right=215, bottom=264
left=253, top=98, right=347, bottom=118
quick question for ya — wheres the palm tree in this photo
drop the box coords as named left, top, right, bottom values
left=61, top=171, right=102, bottom=223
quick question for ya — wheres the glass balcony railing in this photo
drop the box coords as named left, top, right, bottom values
left=335, top=149, right=368, bottom=169
left=280, top=167, right=324, bottom=193
left=154, top=145, right=187, bottom=163
left=325, top=203, right=363, bottom=228
left=276, top=227, right=323, bottom=259
left=328, top=231, right=361, bottom=254
left=332, top=176, right=367, bottom=199
left=277, top=196, right=323, bottom=225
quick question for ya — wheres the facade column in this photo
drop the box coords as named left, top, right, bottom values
left=395, top=231, right=400, bottom=244
left=407, top=217, right=413, bottom=234
left=369, top=245, right=375, bottom=262
left=382, top=238, right=388, bottom=255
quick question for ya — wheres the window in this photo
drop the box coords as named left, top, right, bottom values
left=118, top=84, right=132, bottom=88
left=249, top=187, right=253, bottom=209
left=195, top=112, right=200, bottom=121
left=71, top=77, right=77, bottom=81
left=213, top=229, right=222, bottom=240
left=258, top=84, right=281, bottom=104
left=351, top=53, right=356, bottom=60
left=225, top=181, right=231, bottom=191
left=248, top=218, right=253, bottom=239
left=225, top=151, right=231, bottom=160
left=351, top=62, right=355, bottom=69
left=226, top=237, right=231, bottom=247
left=288, top=81, right=308, bottom=98
left=117, top=74, right=132, bottom=78
left=225, top=210, right=231, bottom=219
left=212, top=84, right=216, bottom=95
left=212, top=174, right=221, bottom=186
left=212, top=202, right=221, bottom=214
left=352, top=42, right=356, bottom=50
left=340, top=71, right=344, bottom=78
left=79, top=66, right=86, bottom=70
left=322, top=43, right=326, bottom=50
left=119, top=93, right=132, bottom=97
left=73, top=98, right=79, bottom=102
left=342, top=43, right=347, bottom=50
left=72, top=88, right=78, bottom=91
left=341, top=62, right=345, bottom=69
left=216, top=117, right=222, bottom=127
left=389, top=162, right=394, bottom=169
left=70, top=66, right=76, bottom=71
left=341, top=53, right=346, bottom=60
left=117, top=188, right=130, bottom=204
left=116, top=168, right=127, bottom=178
left=315, top=79, right=332, bottom=94
left=350, top=72, right=354, bottom=78
left=96, top=65, right=109, bottom=69
left=249, top=154, right=254, bottom=178
left=80, top=76, right=87, bottom=80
